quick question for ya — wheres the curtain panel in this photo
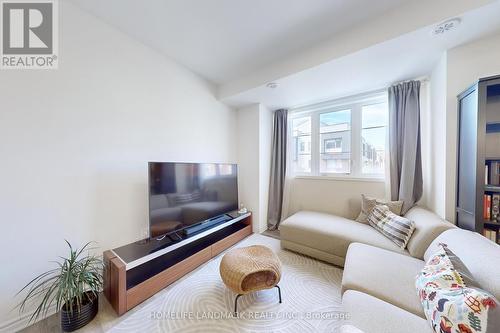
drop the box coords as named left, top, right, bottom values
left=388, top=80, right=423, bottom=214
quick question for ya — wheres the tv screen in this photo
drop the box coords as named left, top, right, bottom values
left=148, top=162, right=238, bottom=237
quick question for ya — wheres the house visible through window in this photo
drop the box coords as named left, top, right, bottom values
left=361, top=103, right=387, bottom=175
left=290, top=92, right=388, bottom=178
left=292, top=117, right=311, bottom=173
left=320, top=109, right=351, bottom=173
left=324, top=138, right=342, bottom=153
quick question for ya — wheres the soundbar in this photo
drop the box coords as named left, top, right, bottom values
left=183, top=214, right=232, bottom=236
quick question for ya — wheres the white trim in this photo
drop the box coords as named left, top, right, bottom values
left=290, top=88, right=387, bottom=115
left=294, top=175, right=385, bottom=183
left=351, top=103, right=362, bottom=177
left=122, top=213, right=251, bottom=270
left=310, top=112, right=320, bottom=175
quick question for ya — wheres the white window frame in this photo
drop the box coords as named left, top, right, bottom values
left=289, top=90, right=388, bottom=181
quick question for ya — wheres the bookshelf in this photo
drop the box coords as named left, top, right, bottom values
left=484, top=184, right=500, bottom=192
left=484, top=159, right=500, bottom=244
left=456, top=75, right=500, bottom=245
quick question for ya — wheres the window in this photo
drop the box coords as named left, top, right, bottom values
left=320, top=110, right=351, bottom=173
left=290, top=92, right=388, bottom=178
left=292, top=117, right=311, bottom=173
left=361, top=103, right=387, bottom=175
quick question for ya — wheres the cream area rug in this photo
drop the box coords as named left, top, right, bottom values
left=106, top=234, right=345, bottom=333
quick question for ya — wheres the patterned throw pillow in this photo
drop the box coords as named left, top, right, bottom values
left=355, top=194, right=404, bottom=224
left=415, top=244, right=500, bottom=333
left=366, top=204, right=415, bottom=249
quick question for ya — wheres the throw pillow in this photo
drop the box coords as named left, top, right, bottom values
left=441, top=244, right=480, bottom=289
left=366, top=204, right=415, bottom=249
left=416, top=244, right=500, bottom=333
left=356, top=194, right=404, bottom=224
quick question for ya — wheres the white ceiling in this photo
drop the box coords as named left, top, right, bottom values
left=221, top=1, right=500, bottom=109
left=70, top=0, right=412, bottom=84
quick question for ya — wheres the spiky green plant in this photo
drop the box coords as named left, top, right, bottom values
left=17, top=240, right=103, bottom=324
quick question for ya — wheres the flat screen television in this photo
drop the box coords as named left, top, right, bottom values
left=148, top=162, right=238, bottom=238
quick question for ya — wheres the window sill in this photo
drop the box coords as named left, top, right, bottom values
left=293, top=175, right=385, bottom=183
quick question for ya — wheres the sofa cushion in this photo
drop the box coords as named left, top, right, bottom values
left=356, top=194, right=403, bottom=223
left=424, top=228, right=500, bottom=302
left=342, top=243, right=425, bottom=318
left=404, top=206, right=455, bottom=259
left=280, top=211, right=408, bottom=265
left=280, top=240, right=346, bottom=266
left=342, top=290, right=433, bottom=333
left=367, top=204, right=416, bottom=249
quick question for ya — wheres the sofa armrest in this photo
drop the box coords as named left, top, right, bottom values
left=404, top=206, right=455, bottom=259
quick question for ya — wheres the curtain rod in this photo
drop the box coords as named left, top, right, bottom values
left=392, top=76, right=430, bottom=85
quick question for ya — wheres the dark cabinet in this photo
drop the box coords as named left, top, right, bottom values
left=456, top=75, right=500, bottom=240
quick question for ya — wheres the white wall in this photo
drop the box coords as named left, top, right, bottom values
left=237, top=105, right=261, bottom=232
left=425, top=54, right=448, bottom=218
left=288, top=178, right=385, bottom=219
left=236, top=104, right=273, bottom=233
left=0, top=2, right=236, bottom=330
left=258, top=105, right=273, bottom=232
left=419, top=80, right=432, bottom=210
left=445, top=32, right=500, bottom=222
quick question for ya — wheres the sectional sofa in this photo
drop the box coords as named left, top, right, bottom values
left=280, top=206, right=500, bottom=333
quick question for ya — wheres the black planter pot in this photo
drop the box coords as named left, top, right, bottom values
left=60, top=292, right=98, bottom=332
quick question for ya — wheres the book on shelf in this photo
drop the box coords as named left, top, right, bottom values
left=489, top=161, right=500, bottom=186
left=484, top=194, right=491, bottom=220
left=483, top=228, right=498, bottom=243
left=492, top=194, right=500, bottom=220
left=485, top=164, right=489, bottom=185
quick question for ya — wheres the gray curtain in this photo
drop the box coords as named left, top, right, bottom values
left=267, top=109, right=288, bottom=230
left=388, top=80, right=423, bottom=214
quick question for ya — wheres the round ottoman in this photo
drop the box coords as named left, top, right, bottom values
left=219, top=245, right=282, bottom=313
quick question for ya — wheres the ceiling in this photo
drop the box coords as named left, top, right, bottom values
left=70, top=0, right=412, bottom=85
left=221, top=1, right=500, bottom=109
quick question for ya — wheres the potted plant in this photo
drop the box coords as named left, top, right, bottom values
left=17, top=241, right=103, bottom=332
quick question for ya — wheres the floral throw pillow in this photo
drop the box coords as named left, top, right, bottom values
left=416, top=244, right=500, bottom=333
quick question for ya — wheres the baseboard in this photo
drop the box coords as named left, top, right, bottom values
left=0, top=305, right=57, bottom=333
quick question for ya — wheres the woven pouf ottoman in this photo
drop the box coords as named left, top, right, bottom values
left=219, top=245, right=282, bottom=314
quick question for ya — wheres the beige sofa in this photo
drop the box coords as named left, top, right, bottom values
left=280, top=206, right=500, bottom=333
left=280, top=206, right=453, bottom=266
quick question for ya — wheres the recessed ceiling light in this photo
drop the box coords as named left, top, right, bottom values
left=266, top=82, right=278, bottom=89
left=432, top=18, right=461, bottom=35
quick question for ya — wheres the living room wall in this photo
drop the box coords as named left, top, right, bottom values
left=236, top=104, right=273, bottom=233
left=444, top=32, right=500, bottom=222
left=287, top=178, right=385, bottom=219
left=424, top=54, right=447, bottom=219
left=0, top=2, right=236, bottom=330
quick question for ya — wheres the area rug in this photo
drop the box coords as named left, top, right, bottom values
left=106, top=234, right=345, bottom=333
